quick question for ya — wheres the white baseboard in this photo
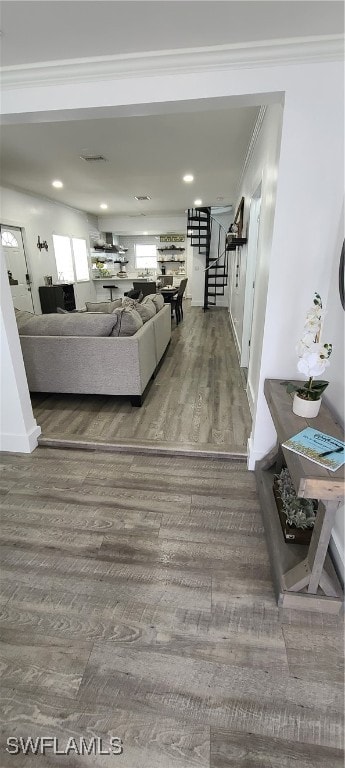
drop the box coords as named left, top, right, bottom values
left=228, top=311, right=241, bottom=362
left=247, top=436, right=256, bottom=470
left=247, top=379, right=255, bottom=416
left=0, top=423, right=41, bottom=454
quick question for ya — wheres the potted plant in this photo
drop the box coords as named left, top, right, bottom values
left=273, top=468, right=317, bottom=544
left=283, top=293, right=332, bottom=417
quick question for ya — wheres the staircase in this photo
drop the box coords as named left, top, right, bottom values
left=187, top=207, right=228, bottom=311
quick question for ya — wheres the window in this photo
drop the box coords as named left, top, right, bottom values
left=1, top=231, right=19, bottom=248
left=53, top=235, right=89, bottom=282
left=135, top=243, right=157, bottom=270
left=53, top=235, right=74, bottom=282
left=72, top=238, right=89, bottom=281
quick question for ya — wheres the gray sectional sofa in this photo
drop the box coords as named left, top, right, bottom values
left=18, top=303, right=171, bottom=406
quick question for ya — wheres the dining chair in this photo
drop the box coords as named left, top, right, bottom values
left=171, top=278, right=188, bottom=325
left=160, top=275, right=173, bottom=287
left=133, top=281, right=156, bottom=297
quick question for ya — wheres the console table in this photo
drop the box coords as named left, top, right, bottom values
left=255, top=379, right=344, bottom=614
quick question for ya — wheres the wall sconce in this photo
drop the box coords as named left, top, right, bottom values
left=37, top=236, right=48, bottom=251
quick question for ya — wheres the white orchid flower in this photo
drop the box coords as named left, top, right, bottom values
left=296, top=331, right=316, bottom=356
left=297, top=343, right=331, bottom=377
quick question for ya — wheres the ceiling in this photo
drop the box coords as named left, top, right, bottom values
left=1, top=1, right=341, bottom=220
left=1, top=1, right=343, bottom=67
left=0, top=106, right=259, bottom=215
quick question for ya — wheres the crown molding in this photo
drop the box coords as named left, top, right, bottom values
left=1, top=35, right=343, bottom=90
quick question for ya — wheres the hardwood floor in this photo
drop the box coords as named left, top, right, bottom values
left=31, top=303, right=252, bottom=455
left=0, top=447, right=343, bottom=766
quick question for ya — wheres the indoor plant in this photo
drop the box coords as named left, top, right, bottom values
left=283, top=293, right=332, bottom=417
left=273, top=467, right=317, bottom=543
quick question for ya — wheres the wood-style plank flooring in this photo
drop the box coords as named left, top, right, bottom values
left=0, top=447, right=343, bottom=766
left=31, top=303, right=252, bottom=454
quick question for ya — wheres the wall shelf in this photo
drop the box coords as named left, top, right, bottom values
left=157, top=247, right=185, bottom=252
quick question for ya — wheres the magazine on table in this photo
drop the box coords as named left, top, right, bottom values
left=282, top=428, right=345, bottom=472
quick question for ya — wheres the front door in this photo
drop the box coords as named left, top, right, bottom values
left=1, top=225, right=34, bottom=312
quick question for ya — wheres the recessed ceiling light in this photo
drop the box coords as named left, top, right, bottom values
left=52, top=180, right=63, bottom=188
left=100, top=203, right=108, bottom=210
left=143, top=231, right=148, bottom=235
left=194, top=199, right=202, bottom=206
left=183, top=174, right=194, bottom=183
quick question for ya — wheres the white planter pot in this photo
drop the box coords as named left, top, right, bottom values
left=292, top=393, right=321, bottom=418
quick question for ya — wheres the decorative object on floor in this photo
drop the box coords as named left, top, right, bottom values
left=282, top=427, right=345, bottom=472
left=273, top=467, right=317, bottom=544
left=282, top=293, right=332, bottom=417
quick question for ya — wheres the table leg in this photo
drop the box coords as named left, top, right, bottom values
left=282, top=500, right=340, bottom=595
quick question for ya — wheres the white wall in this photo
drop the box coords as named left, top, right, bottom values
left=229, top=104, right=284, bottom=409
left=0, top=186, right=96, bottom=312
left=0, top=251, right=41, bottom=452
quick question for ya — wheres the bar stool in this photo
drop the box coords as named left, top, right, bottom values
left=103, top=285, right=118, bottom=301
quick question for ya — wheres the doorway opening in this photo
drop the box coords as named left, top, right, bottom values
left=241, top=184, right=262, bottom=382
left=1, top=225, right=34, bottom=313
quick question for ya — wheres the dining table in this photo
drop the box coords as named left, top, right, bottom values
left=160, top=287, right=178, bottom=301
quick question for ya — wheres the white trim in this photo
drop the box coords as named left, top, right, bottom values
left=247, top=379, right=255, bottom=418
left=0, top=424, right=41, bottom=454
left=247, top=434, right=272, bottom=471
left=228, top=310, right=241, bottom=362
left=1, top=35, right=343, bottom=90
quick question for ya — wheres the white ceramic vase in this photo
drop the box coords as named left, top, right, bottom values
left=292, top=393, right=321, bottom=418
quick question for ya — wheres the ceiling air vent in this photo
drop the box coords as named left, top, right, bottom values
left=134, top=195, right=151, bottom=201
left=80, top=154, right=107, bottom=162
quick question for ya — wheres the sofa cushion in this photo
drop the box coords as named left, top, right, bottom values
left=142, top=293, right=164, bottom=313
left=85, top=299, right=122, bottom=313
left=110, top=307, right=143, bottom=337
left=122, top=296, right=155, bottom=323
left=19, top=313, right=118, bottom=337
left=14, top=308, right=35, bottom=329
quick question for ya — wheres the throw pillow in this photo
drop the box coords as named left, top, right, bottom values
left=19, top=313, right=118, bottom=337
left=152, top=293, right=165, bottom=312
left=141, top=294, right=157, bottom=312
left=85, top=299, right=122, bottom=313
left=135, top=300, right=156, bottom=323
left=110, top=307, right=143, bottom=337
left=14, top=308, right=34, bottom=329
left=121, top=297, right=136, bottom=309
left=142, top=293, right=164, bottom=312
